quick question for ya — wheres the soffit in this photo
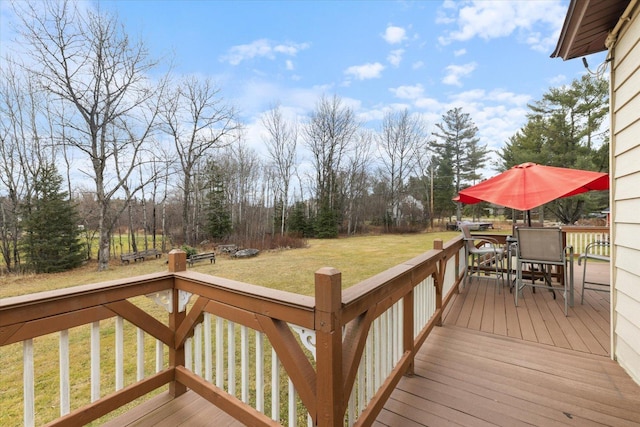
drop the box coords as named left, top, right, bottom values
left=552, top=0, right=630, bottom=60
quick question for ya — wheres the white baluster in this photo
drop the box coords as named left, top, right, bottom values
left=185, top=337, right=192, bottom=372
left=241, top=325, right=249, bottom=403
left=115, top=316, right=124, bottom=390
left=204, top=313, right=212, bottom=382
left=271, top=349, right=280, bottom=422
left=256, top=331, right=264, bottom=413
left=59, top=329, right=70, bottom=415
left=227, top=321, right=235, bottom=395
left=373, top=317, right=383, bottom=390
left=365, top=329, right=373, bottom=402
left=91, top=321, right=100, bottom=401
left=155, top=339, right=163, bottom=373
left=216, top=317, right=223, bottom=388
left=137, top=328, right=144, bottom=381
left=194, top=323, right=202, bottom=376
left=23, top=339, right=34, bottom=427
left=288, top=378, right=296, bottom=427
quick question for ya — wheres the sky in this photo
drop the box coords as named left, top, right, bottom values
left=1, top=0, right=609, bottom=178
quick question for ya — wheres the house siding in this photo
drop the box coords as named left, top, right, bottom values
left=610, top=1, right=640, bottom=385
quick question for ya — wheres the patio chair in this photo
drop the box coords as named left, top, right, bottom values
left=514, top=226, right=574, bottom=316
left=578, top=240, right=610, bottom=304
left=460, top=223, right=505, bottom=292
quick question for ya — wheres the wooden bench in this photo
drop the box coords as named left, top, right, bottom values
left=120, top=248, right=162, bottom=264
left=121, top=253, right=143, bottom=264
left=187, top=252, right=216, bottom=266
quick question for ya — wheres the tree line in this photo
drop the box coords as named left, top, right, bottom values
left=0, top=1, right=609, bottom=273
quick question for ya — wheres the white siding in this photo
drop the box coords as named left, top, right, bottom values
left=610, top=2, right=640, bottom=386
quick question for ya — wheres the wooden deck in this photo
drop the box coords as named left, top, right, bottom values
left=105, top=263, right=640, bottom=426
left=442, top=262, right=611, bottom=357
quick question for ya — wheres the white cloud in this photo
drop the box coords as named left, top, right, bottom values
left=344, top=62, right=385, bottom=80
left=390, top=84, right=424, bottom=99
left=382, top=25, right=407, bottom=44
left=414, top=97, right=442, bottom=111
left=453, top=48, right=466, bottom=57
left=549, top=73, right=567, bottom=86
left=387, top=49, right=404, bottom=67
left=221, top=39, right=310, bottom=65
left=285, top=60, right=294, bottom=70
left=442, top=62, right=476, bottom=86
left=412, top=61, right=425, bottom=70
left=437, top=1, right=566, bottom=53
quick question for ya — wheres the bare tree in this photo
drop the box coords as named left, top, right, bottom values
left=14, top=0, right=167, bottom=270
left=303, top=95, right=359, bottom=236
left=262, top=104, right=297, bottom=236
left=342, top=130, right=374, bottom=234
left=0, top=59, right=56, bottom=270
left=377, top=109, right=428, bottom=228
left=160, top=75, right=240, bottom=245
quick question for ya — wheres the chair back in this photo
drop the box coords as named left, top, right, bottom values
left=459, top=223, right=476, bottom=251
left=515, top=226, right=564, bottom=263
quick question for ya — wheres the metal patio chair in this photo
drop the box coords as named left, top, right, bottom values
left=514, top=226, right=574, bottom=316
left=460, top=223, right=505, bottom=292
left=578, top=240, right=610, bottom=304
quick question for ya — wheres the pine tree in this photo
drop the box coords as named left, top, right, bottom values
left=431, top=108, right=487, bottom=220
left=500, top=74, right=609, bottom=223
left=20, top=165, right=84, bottom=273
left=289, top=201, right=314, bottom=237
left=203, top=163, right=232, bottom=240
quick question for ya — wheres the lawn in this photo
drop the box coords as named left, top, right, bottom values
left=1, top=232, right=461, bottom=298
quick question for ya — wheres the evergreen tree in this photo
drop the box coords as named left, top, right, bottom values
left=431, top=108, right=487, bottom=220
left=289, top=201, right=314, bottom=237
left=314, top=202, right=338, bottom=238
left=20, top=165, right=84, bottom=273
left=203, top=163, right=232, bottom=240
left=500, top=74, right=609, bottom=223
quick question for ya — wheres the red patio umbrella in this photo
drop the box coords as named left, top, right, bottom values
left=454, top=162, right=609, bottom=224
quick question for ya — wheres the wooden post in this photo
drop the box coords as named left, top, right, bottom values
left=168, top=249, right=187, bottom=397
left=314, top=267, right=343, bottom=427
left=167, top=249, right=187, bottom=273
left=403, top=288, right=415, bottom=376
left=433, top=239, right=444, bottom=326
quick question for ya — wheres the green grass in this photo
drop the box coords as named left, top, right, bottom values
left=0, top=232, right=460, bottom=426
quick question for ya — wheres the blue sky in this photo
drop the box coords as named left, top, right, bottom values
left=1, top=0, right=608, bottom=176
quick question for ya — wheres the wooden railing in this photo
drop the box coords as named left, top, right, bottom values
left=0, top=227, right=609, bottom=426
left=0, top=236, right=462, bottom=426
left=471, top=225, right=610, bottom=257
left=563, top=226, right=609, bottom=256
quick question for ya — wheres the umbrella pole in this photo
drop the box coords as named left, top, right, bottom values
left=527, top=210, right=532, bottom=227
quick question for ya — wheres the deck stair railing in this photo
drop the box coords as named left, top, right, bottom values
left=1, top=238, right=465, bottom=426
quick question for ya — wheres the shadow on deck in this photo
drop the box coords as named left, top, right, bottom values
left=107, top=263, right=640, bottom=426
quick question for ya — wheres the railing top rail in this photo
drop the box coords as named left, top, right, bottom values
left=340, top=239, right=461, bottom=323
left=562, top=225, right=610, bottom=232
left=0, top=272, right=175, bottom=327
left=174, top=271, right=316, bottom=328
left=174, top=271, right=315, bottom=308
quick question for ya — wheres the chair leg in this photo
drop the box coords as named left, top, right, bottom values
left=581, top=257, right=587, bottom=304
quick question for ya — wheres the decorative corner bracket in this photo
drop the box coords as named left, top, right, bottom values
left=178, top=290, right=193, bottom=312
left=146, top=290, right=173, bottom=313
left=290, top=324, right=316, bottom=361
